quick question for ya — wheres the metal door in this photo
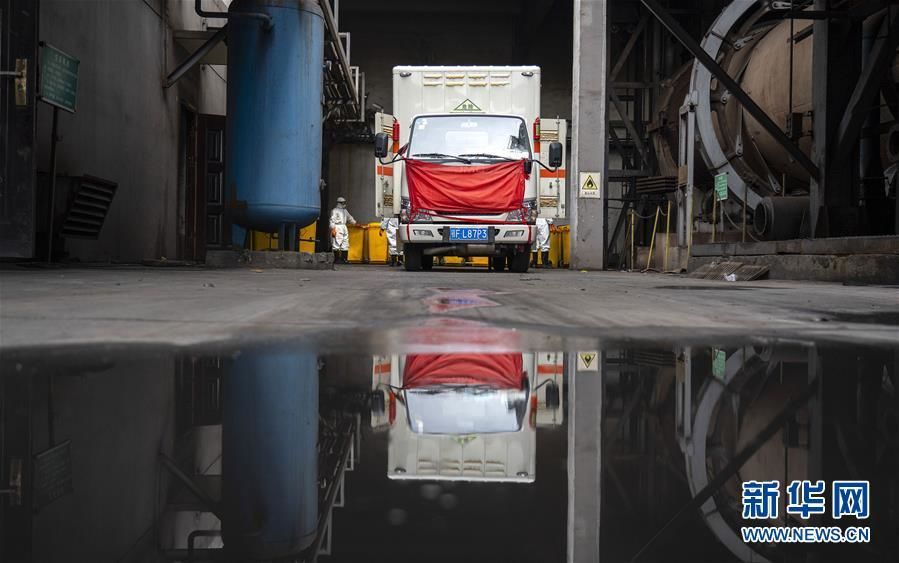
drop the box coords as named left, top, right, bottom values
left=187, top=115, right=228, bottom=261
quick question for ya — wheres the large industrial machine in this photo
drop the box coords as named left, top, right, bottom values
left=638, top=1, right=899, bottom=247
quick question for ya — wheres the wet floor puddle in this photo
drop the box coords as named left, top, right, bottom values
left=2, top=327, right=897, bottom=562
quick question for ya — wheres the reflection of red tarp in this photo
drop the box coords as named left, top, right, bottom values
left=403, top=354, right=524, bottom=389
left=405, top=159, right=527, bottom=215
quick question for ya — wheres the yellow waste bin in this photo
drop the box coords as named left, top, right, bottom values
left=347, top=224, right=367, bottom=263
left=442, top=256, right=465, bottom=266
left=299, top=222, right=316, bottom=254
left=251, top=230, right=276, bottom=250
left=559, top=225, right=571, bottom=267
left=539, top=228, right=563, bottom=268
left=367, top=222, right=389, bottom=264
left=252, top=221, right=318, bottom=252
left=470, top=256, right=490, bottom=267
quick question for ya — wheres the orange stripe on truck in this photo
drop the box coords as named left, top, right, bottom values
left=377, top=165, right=394, bottom=176
left=537, top=364, right=563, bottom=375
left=540, top=169, right=566, bottom=179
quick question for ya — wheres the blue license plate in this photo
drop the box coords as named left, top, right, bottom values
left=448, top=227, right=489, bottom=242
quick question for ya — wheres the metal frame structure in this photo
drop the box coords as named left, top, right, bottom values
left=320, top=0, right=364, bottom=125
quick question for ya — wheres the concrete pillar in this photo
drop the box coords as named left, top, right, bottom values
left=570, top=0, right=609, bottom=270
left=567, top=352, right=603, bottom=563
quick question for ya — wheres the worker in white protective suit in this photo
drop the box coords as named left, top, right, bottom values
left=330, top=196, right=357, bottom=264
left=532, top=217, right=554, bottom=268
left=379, top=216, right=402, bottom=267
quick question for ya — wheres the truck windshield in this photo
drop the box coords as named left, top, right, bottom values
left=408, top=115, right=531, bottom=161
left=404, top=387, right=526, bottom=434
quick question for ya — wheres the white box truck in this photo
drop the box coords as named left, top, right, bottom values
left=373, top=66, right=567, bottom=272
left=370, top=352, right=563, bottom=483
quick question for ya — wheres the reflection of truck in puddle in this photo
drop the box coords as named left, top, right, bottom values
left=371, top=353, right=563, bottom=483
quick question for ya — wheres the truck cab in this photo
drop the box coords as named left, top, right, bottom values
left=373, top=66, right=567, bottom=272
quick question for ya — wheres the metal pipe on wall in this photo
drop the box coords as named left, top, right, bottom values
left=196, top=0, right=228, bottom=19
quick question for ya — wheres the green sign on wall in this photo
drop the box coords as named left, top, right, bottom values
left=712, top=349, right=726, bottom=379
left=714, top=173, right=728, bottom=202
left=39, top=43, right=79, bottom=113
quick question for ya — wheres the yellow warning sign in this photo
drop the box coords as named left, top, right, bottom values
left=452, top=98, right=483, bottom=112
left=579, top=172, right=601, bottom=199
left=577, top=351, right=599, bottom=371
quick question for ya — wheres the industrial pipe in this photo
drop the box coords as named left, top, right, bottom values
left=753, top=196, right=809, bottom=240
left=196, top=0, right=228, bottom=19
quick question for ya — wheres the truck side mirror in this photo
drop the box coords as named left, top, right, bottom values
left=374, top=132, right=390, bottom=158
left=548, top=141, right=563, bottom=168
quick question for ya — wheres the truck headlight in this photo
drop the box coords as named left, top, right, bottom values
left=412, top=229, right=433, bottom=237
left=503, top=229, right=526, bottom=238
left=506, top=208, right=525, bottom=222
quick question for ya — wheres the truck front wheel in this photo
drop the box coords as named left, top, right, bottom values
left=405, top=245, right=422, bottom=271
left=509, top=250, right=530, bottom=273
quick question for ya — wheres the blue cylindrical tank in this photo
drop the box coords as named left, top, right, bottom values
left=226, top=0, right=324, bottom=233
left=222, top=349, right=319, bottom=558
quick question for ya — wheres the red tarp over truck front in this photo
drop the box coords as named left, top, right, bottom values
left=403, top=354, right=525, bottom=389
left=405, top=159, right=527, bottom=215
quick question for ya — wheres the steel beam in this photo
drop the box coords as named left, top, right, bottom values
left=834, top=7, right=899, bottom=162
left=158, top=453, right=223, bottom=520
left=609, top=15, right=648, bottom=82
left=811, top=0, right=862, bottom=236
left=639, top=0, right=819, bottom=181
left=164, top=26, right=227, bottom=89
left=609, top=90, right=649, bottom=167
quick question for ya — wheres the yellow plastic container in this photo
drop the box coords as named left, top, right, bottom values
left=442, top=256, right=465, bottom=266
left=347, top=224, right=367, bottom=263
left=251, top=221, right=318, bottom=252
left=251, top=230, right=276, bottom=251
left=367, top=221, right=388, bottom=264
left=299, top=222, right=316, bottom=254
left=539, top=229, right=563, bottom=268
left=559, top=225, right=571, bottom=267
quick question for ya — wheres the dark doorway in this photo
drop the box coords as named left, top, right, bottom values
left=185, top=114, right=228, bottom=262
left=0, top=2, right=38, bottom=259
left=0, top=372, right=32, bottom=562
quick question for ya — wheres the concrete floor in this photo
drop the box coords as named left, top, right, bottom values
left=1, top=264, right=898, bottom=350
